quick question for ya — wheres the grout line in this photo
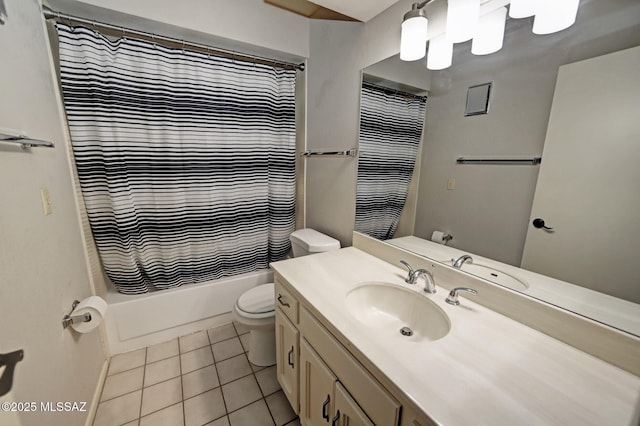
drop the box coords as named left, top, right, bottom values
left=245, top=347, right=278, bottom=425
left=178, top=335, right=186, bottom=426
left=138, top=348, right=148, bottom=424
left=139, top=401, right=183, bottom=423
left=100, top=363, right=181, bottom=404
left=208, top=323, right=230, bottom=417
left=145, top=338, right=179, bottom=364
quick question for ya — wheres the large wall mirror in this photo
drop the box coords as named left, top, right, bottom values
left=355, top=0, right=640, bottom=336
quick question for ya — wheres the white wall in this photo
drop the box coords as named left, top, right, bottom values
left=305, top=0, right=417, bottom=246
left=0, top=1, right=105, bottom=425
left=414, top=0, right=640, bottom=265
left=49, top=0, right=310, bottom=61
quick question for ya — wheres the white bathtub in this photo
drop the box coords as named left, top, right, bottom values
left=103, top=269, right=273, bottom=355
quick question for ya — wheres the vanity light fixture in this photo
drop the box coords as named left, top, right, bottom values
left=400, top=1, right=432, bottom=61
left=400, top=0, right=582, bottom=68
left=471, top=6, right=507, bottom=56
left=508, top=0, right=537, bottom=19
left=533, top=0, right=580, bottom=35
left=446, top=0, right=480, bottom=43
left=426, top=34, right=453, bottom=70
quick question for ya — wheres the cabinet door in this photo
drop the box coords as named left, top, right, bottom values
left=300, top=339, right=337, bottom=426
left=332, top=382, right=374, bottom=426
left=276, top=309, right=299, bottom=413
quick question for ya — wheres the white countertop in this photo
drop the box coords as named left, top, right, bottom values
left=271, top=247, right=640, bottom=426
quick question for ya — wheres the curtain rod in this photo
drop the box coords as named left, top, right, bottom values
left=42, top=5, right=305, bottom=72
left=363, top=81, right=427, bottom=100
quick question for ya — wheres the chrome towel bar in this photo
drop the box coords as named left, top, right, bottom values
left=456, top=156, right=541, bottom=165
left=301, top=148, right=358, bottom=158
left=0, top=130, right=55, bottom=149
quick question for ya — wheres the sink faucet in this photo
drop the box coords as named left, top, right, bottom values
left=400, top=260, right=436, bottom=294
left=445, top=287, right=478, bottom=306
left=452, top=255, right=473, bottom=269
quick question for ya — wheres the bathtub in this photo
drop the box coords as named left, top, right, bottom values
left=103, top=269, right=273, bottom=355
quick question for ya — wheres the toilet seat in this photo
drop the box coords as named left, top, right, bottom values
left=235, top=283, right=275, bottom=320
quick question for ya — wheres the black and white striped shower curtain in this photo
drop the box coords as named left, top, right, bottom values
left=355, top=82, right=427, bottom=240
left=55, top=24, right=296, bottom=294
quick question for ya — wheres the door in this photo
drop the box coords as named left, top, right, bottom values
left=332, top=382, right=374, bottom=426
left=276, top=309, right=299, bottom=413
left=300, top=339, right=337, bottom=425
left=521, top=46, right=640, bottom=303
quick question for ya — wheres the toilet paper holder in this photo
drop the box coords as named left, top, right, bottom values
left=62, top=300, right=92, bottom=330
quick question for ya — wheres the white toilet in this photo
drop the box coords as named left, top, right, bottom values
left=233, top=228, right=340, bottom=366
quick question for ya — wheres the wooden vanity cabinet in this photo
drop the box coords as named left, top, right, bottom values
left=275, top=310, right=299, bottom=412
left=300, top=339, right=337, bottom=425
left=300, top=339, right=374, bottom=426
left=275, top=279, right=300, bottom=414
left=334, top=382, right=375, bottom=426
left=275, top=276, right=404, bottom=426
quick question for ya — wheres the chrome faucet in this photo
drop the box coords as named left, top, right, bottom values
left=400, top=260, right=436, bottom=294
left=445, top=287, right=478, bottom=305
left=452, top=254, right=473, bottom=269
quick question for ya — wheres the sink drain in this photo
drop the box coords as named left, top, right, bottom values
left=399, top=326, right=413, bottom=336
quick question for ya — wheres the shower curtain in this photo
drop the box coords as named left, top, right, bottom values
left=55, top=24, right=296, bottom=294
left=355, top=82, right=427, bottom=240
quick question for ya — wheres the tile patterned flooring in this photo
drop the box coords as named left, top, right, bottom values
left=93, top=322, right=300, bottom=426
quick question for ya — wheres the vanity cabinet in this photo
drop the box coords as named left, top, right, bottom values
left=333, top=383, right=374, bottom=426
left=275, top=276, right=403, bottom=426
left=299, top=339, right=337, bottom=424
left=275, top=295, right=299, bottom=412
left=300, top=339, right=373, bottom=426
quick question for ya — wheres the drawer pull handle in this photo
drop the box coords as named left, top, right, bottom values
left=322, top=395, right=331, bottom=421
left=331, top=409, right=341, bottom=426
left=277, top=294, right=290, bottom=308
left=287, top=346, right=294, bottom=368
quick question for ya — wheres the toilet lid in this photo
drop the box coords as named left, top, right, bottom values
left=237, top=283, right=275, bottom=315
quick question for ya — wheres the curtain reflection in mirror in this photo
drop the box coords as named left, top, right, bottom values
left=355, top=82, right=426, bottom=240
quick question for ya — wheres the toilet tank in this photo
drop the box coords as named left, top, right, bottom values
left=290, top=229, right=340, bottom=257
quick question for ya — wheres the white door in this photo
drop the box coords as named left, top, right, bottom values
left=521, top=46, right=640, bottom=303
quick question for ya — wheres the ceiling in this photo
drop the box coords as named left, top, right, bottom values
left=264, top=0, right=401, bottom=22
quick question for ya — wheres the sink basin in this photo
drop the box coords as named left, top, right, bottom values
left=458, top=263, right=528, bottom=291
left=345, top=282, right=450, bottom=342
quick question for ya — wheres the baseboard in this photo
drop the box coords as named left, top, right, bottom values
left=85, top=359, right=109, bottom=426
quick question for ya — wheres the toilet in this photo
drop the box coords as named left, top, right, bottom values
left=233, top=228, right=340, bottom=366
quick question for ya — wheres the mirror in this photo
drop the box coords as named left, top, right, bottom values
left=355, top=57, right=428, bottom=240
left=355, top=0, right=640, bottom=336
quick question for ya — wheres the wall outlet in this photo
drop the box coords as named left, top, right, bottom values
left=40, top=188, right=52, bottom=216
left=447, top=178, right=456, bottom=190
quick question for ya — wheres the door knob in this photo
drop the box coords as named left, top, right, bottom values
left=532, top=218, right=553, bottom=231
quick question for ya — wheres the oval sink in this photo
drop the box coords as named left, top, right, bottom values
left=459, top=263, right=528, bottom=291
left=345, top=282, right=450, bottom=342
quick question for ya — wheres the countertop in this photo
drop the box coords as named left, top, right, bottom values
left=271, top=247, right=640, bottom=426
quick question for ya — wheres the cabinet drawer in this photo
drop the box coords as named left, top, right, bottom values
left=300, top=307, right=401, bottom=426
left=275, top=278, right=299, bottom=324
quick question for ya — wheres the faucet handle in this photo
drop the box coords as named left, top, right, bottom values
left=446, top=287, right=478, bottom=306
left=399, top=260, right=416, bottom=284
left=400, top=260, right=414, bottom=274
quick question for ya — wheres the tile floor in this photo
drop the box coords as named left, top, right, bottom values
left=93, top=322, right=300, bottom=426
